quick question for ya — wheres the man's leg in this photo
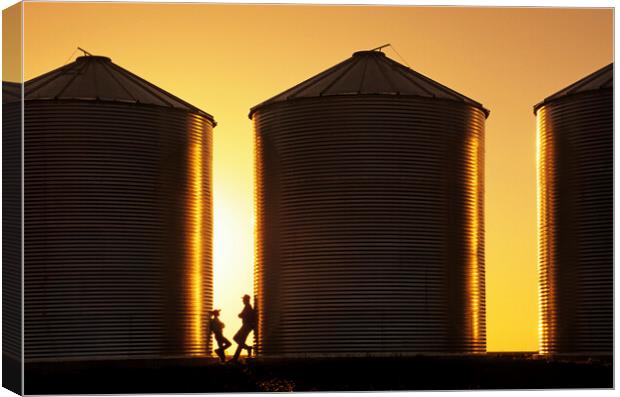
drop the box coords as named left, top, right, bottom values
left=231, top=328, right=251, bottom=361
left=231, top=344, right=243, bottom=361
left=239, top=336, right=252, bottom=357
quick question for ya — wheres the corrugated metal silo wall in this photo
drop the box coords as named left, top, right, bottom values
left=536, top=89, right=613, bottom=355
left=3, top=98, right=23, bottom=389
left=254, top=96, right=486, bottom=356
left=24, top=101, right=213, bottom=361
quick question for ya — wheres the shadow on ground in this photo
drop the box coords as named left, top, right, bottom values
left=25, top=354, right=613, bottom=394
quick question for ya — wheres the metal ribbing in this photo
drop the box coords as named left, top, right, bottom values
left=3, top=100, right=23, bottom=363
left=24, top=101, right=213, bottom=361
left=536, top=89, right=613, bottom=355
left=254, top=96, right=486, bottom=356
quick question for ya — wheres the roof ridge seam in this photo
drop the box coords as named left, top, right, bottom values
left=100, top=60, right=139, bottom=103
left=108, top=62, right=213, bottom=119
left=107, top=62, right=178, bottom=108
left=24, top=62, right=78, bottom=97
left=374, top=56, right=399, bottom=94
left=389, top=58, right=470, bottom=102
left=385, top=58, right=435, bottom=97
left=287, top=58, right=355, bottom=100
left=319, top=58, right=360, bottom=96
left=357, top=57, right=370, bottom=93
left=54, top=60, right=88, bottom=99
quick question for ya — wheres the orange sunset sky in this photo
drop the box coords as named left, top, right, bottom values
left=5, top=2, right=613, bottom=352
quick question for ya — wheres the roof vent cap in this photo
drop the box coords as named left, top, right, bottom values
left=75, top=55, right=112, bottom=62
left=352, top=50, right=386, bottom=57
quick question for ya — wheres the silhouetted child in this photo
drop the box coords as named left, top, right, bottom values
left=209, top=309, right=231, bottom=362
left=231, top=294, right=257, bottom=362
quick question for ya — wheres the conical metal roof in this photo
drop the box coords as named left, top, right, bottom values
left=3, top=81, right=21, bottom=104
left=24, top=55, right=215, bottom=122
left=534, top=63, right=613, bottom=113
left=250, top=50, right=489, bottom=118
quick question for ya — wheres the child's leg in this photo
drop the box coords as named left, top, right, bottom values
left=214, top=336, right=226, bottom=361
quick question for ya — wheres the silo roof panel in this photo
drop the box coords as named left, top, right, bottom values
left=23, top=55, right=215, bottom=122
left=534, top=63, right=613, bottom=113
left=360, top=56, right=396, bottom=94
left=250, top=50, right=489, bottom=118
left=375, top=60, right=431, bottom=96
left=3, top=81, right=21, bottom=103
left=324, top=58, right=370, bottom=95
left=286, top=58, right=356, bottom=98
left=26, top=65, right=77, bottom=100
left=102, top=62, right=172, bottom=106
left=55, top=60, right=99, bottom=100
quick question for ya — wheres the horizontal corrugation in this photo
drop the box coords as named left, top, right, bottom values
left=24, top=101, right=213, bottom=361
left=3, top=101, right=23, bottom=363
left=254, top=95, right=486, bottom=356
left=536, top=89, right=613, bottom=355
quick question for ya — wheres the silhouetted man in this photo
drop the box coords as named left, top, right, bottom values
left=209, top=309, right=231, bottom=362
left=231, top=294, right=257, bottom=361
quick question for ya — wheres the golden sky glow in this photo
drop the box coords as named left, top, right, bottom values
left=19, top=3, right=612, bottom=352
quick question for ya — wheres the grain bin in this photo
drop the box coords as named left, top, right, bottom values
left=250, top=50, right=489, bottom=356
left=23, top=55, right=215, bottom=361
left=3, top=81, right=23, bottom=376
left=535, top=63, right=613, bottom=356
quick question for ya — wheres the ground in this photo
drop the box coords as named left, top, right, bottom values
left=24, top=354, right=613, bottom=393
